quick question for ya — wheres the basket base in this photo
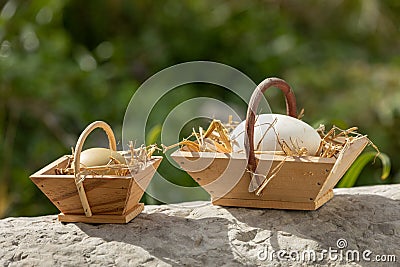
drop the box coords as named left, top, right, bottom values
left=212, top=190, right=334, bottom=211
left=58, top=203, right=144, bottom=224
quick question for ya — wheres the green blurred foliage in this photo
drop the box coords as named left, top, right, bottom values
left=337, top=151, right=391, bottom=188
left=0, top=0, right=399, bottom=217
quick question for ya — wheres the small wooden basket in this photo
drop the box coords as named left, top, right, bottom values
left=172, top=78, right=369, bottom=210
left=30, top=121, right=162, bottom=223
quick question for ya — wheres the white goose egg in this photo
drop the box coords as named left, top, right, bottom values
left=230, top=114, right=321, bottom=155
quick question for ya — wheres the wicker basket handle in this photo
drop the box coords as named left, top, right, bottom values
left=73, top=121, right=117, bottom=217
left=245, top=77, right=297, bottom=191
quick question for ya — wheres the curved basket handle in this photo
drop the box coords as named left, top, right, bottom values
left=245, top=77, right=297, bottom=191
left=73, top=121, right=117, bottom=217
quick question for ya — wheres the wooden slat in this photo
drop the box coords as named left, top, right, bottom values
left=31, top=155, right=71, bottom=176
left=212, top=190, right=334, bottom=210
left=31, top=176, right=129, bottom=214
left=123, top=157, right=162, bottom=213
left=316, top=136, right=369, bottom=200
left=58, top=203, right=144, bottom=224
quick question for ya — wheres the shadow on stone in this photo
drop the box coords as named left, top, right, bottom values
left=75, top=211, right=238, bottom=266
left=225, top=194, right=400, bottom=258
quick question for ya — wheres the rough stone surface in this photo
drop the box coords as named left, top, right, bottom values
left=0, top=185, right=399, bottom=266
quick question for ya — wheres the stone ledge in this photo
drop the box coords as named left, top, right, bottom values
left=0, top=185, right=399, bottom=266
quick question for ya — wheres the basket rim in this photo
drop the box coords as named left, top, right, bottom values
left=30, top=155, right=163, bottom=179
left=171, top=150, right=336, bottom=164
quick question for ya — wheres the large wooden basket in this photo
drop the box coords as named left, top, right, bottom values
left=30, top=121, right=162, bottom=223
left=172, top=78, right=368, bottom=210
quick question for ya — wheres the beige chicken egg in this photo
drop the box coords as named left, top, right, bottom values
left=79, top=147, right=126, bottom=167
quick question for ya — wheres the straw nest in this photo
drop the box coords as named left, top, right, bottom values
left=55, top=142, right=160, bottom=177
